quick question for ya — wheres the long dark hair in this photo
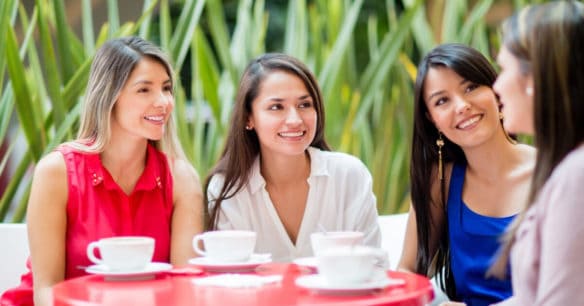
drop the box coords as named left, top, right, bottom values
left=410, top=43, right=499, bottom=299
left=204, top=53, right=330, bottom=230
left=491, top=0, right=584, bottom=277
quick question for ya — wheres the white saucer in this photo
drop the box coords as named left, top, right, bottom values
left=85, top=262, right=172, bottom=281
left=295, top=275, right=405, bottom=295
left=188, top=254, right=272, bottom=272
left=293, top=257, right=317, bottom=270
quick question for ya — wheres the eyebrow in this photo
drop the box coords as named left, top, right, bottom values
left=263, top=94, right=312, bottom=102
left=131, top=79, right=172, bottom=87
left=426, top=78, right=469, bottom=102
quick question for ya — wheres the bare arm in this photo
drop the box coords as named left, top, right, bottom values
left=27, top=152, right=68, bottom=306
left=397, top=206, right=420, bottom=272
left=170, top=159, right=204, bottom=265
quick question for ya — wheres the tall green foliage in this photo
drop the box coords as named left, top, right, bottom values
left=0, top=0, right=516, bottom=222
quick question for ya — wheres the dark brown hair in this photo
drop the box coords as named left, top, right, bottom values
left=204, top=53, right=330, bottom=229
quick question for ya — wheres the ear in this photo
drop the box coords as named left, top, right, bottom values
left=245, top=116, right=254, bottom=130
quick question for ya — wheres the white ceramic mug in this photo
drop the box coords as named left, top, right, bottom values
left=310, top=231, right=364, bottom=257
left=317, top=246, right=381, bottom=286
left=86, top=236, right=155, bottom=271
left=192, top=230, right=256, bottom=262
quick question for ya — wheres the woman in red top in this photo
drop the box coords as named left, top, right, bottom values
left=1, top=37, right=204, bottom=306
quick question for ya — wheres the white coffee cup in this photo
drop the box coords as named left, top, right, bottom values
left=86, top=236, right=155, bottom=271
left=310, top=231, right=364, bottom=257
left=317, top=246, right=380, bottom=286
left=192, top=230, right=256, bottom=262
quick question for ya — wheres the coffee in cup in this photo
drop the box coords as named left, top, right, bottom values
left=192, top=230, right=256, bottom=262
left=310, top=231, right=364, bottom=257
left=86, top=236, right=155, bottom=271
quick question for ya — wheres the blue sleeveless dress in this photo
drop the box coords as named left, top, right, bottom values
left=448, top=163, right=514, bottom=306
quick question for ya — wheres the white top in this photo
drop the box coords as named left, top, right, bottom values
left=207, top=147, right=382, bottom=262
left=495, top=144, right=584, bottom=306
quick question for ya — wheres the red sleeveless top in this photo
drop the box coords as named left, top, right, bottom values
left=1, top=143, right=173, bottom=305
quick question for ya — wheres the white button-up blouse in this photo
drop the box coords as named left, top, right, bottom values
left=207, top=147, right=382, bottom=262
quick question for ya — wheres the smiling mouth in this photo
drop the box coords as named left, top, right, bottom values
left=278, top=131, right=305, bottom=137
left=144, top=115, right=165, bottom=123
left=457, top=114, right=482, bottom=129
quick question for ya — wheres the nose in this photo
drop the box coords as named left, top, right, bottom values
left=285, top=108, right=302, bottom=125
left=454, top=96, right=471, bottom=114
left=154, top=91, right=172, bottom=109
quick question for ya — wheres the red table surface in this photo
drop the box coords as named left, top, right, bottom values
left=53, top=263, right=434, bottom=306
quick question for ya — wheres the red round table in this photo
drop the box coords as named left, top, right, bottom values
left=53, top=263, right=434, bottom=306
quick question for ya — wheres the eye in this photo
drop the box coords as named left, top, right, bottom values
left=434, top=97, right=448, bottom=106
left=163, top=85, right=173, bottom=93
left=465, top=83, right=479, bottom=93
left=268, top=104, right=283, bottom=111
left=137, top=87, right=149, bottom=93
left=299, top=101, right=313, bottom=108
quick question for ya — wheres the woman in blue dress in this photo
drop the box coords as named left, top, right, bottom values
left=397, top=44, right=535, bottom=306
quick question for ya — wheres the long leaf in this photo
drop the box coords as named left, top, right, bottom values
left=318, top=0, right=363, bottom=95
left=0, top=152, right=31, bottom=221
left=53, top=0, right=75, bottom=82
left=35, top=0, right=65, bottom=127
left=5, top=25, right=43, bottom=160
left=107, top=0, right=120, bottom=38
left=169, top=0, right=205, bottom=70
left=460, top=0, right=493, bottom=44
left=82, top=0, right=95, bottom=53
left=205, top=0, right=238, bottom=86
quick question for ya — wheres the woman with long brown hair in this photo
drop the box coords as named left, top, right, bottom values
left=398, top=43, right=535, bottom=306
left=205, top=53, right=381, bottom=263
left=491, top=1, right=584, bottom=304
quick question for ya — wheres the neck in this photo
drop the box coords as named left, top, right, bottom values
left=260, top=150, right=311, bottom=188
left=101, top=136, right=148, bottom=179
left=462, top=130, right=528, bottom=181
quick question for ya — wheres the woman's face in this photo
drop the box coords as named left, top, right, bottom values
left=424, top=67, right=503, bottom=149
left=112, top=57, right=174, bottom=142
left=493, top=46, right=534, bottom=135
left=247, top=70, right=317, bottom=159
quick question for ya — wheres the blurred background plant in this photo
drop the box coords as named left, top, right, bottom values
left=0, top=0, right=542, bottom=222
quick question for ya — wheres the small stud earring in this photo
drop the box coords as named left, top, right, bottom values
left=245, top=125, right=252, bottom=130
left=525, top=87, right=533, bottom=96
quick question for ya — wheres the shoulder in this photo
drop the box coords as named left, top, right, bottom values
left=35, top=151, right=67, bottom=178
left=171, top=158, right=202, bottom=194
left=207, top=173, right=226, bottom=191
left=28, top=151, right=69, bottom=211
left=548, top=145, right=584, bottom=185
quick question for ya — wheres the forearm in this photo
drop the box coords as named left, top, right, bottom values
left=34, top=285, right=54, bottom=306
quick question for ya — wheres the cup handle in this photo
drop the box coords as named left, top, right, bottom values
left=192, top=234, right=207, bottom=257
left=86, top=241, right=103, bottom=265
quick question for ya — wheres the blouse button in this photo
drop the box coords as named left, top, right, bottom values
left=156, top=176, right=162, bottom=188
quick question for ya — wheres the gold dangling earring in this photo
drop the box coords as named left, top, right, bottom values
left=499, top=112, right=504, bottom=120
left=436, top=133, right=445, bottom=181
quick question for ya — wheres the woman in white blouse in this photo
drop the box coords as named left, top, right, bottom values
left=204, top=53, right=381, bottom=262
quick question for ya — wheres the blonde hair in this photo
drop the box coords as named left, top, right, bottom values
left=70, top=36, right=186, bottom=160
